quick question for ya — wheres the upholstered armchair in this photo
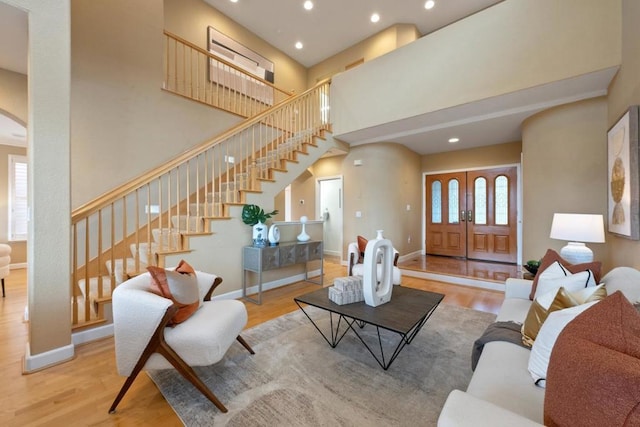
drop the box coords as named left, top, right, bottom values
left=347, top=237, right=402, bottom=285
left=109, top=265, right=254, bottom=414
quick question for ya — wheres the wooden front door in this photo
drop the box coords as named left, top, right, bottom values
left=425, top=172, right=467, bottom=257
left=425, top=167, right=518, bottom=263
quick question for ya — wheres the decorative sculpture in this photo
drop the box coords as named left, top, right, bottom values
left=268, top=224, right=280, bottom=246
left=297, top=215, right=310, bottom=241
left=362, top=230, right=394, bottom=307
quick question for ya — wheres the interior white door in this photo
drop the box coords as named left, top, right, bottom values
left=318, top=177, right=343, bottom=257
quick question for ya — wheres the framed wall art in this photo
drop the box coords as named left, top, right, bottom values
left=607, top=105, right=640, bottom=239
left=207, top=26, right=275, bottom=105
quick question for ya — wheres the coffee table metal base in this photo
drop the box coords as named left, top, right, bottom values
left=295, top=299, right=439, bottom=370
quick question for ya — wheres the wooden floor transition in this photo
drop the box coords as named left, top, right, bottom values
left=398, top=254, right=522, bottom=284
left=0, top=261, right=503, bottom=426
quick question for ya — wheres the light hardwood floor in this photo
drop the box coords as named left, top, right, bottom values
left=0, top=262, right=503, bottom=426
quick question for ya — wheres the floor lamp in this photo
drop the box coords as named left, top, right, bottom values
left=549, top=213, right=605, bottom=264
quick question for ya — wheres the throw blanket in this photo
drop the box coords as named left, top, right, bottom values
left=472, top=321, right=528, bottom=371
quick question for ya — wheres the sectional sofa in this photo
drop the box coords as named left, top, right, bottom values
left=437, top=265, right=640, bottom=426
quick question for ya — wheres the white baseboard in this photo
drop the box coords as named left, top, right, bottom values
left=72, top=323, right=114, bottom=346
left=214, top=269, right=323, bottom=301
left=23, top=342, right=75, bottom=374
left=10, top=262, right=26, bottom=270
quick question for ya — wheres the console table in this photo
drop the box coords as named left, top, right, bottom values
left=242, top=241, right=323, bottom=304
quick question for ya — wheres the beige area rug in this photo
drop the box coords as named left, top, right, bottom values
left=148, top=301, right=496, bottom=426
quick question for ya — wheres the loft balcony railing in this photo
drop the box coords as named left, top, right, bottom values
left=163, top=30, right=294, bottom=117
left=69, top=33, right=331, bottom=329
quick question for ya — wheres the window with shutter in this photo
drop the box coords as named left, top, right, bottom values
left=9, top=154, right=27, bottom=241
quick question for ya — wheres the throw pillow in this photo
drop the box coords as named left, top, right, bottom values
left=529, top=249, right=602, bottom=300
left=544, top=292, right=640, bottom=426
left=521, top=287, right=579, bottom=347
left=533, top=263, right=597, bottom=300
left=148, top=260, right=199, bottom=325
left=357, top=235, right=368, bottom=263
left=527, top=300, right=599, bottom=387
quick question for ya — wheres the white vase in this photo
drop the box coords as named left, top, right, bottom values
left=252, top=221, right=268, bottom=247
left=297, top=215, right=310, bottom=242
left=362, top=235, right=394, bottom=307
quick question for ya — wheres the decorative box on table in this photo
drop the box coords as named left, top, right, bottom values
left=328, top=276, right=364, bottom=305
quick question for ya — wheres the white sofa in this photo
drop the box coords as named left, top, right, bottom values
left=438, top=266, right=640, bottom=427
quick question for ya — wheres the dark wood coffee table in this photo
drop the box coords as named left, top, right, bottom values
left=294, top=286, right=444, bottom=370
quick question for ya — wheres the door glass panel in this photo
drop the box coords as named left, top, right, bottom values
left=474, top=177, right=487, bottom=225
left=448, top=179, right=459, bottom=224
left=431, top=181, right=442, bottom=223
left=495, top=175, right=509, bottom=225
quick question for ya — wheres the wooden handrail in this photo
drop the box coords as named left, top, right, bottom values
left=72, top=78, right=330, bottom=223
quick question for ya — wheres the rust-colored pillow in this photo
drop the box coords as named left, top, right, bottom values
left=529, top=249, right=602, bottom=300
left=357, top=235, right=368, bottom=263
left=544, top=291, right=640, bottom=426
left=148, top=260, right=199, bottom=325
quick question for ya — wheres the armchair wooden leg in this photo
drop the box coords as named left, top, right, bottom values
left=236, top=335, right=255, bottom=354
left=157, top=339, right=228, bottom=413
left=1, top=278, right=4, bottom=298
left=109, top=305, right=229, bottom=414
left=109, top=306, right=179, bottom=414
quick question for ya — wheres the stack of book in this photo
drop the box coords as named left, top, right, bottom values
left=328, top=276, right=364, bottom=305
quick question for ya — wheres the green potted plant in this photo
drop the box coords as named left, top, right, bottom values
left=241, top=204, right=278, bottom=247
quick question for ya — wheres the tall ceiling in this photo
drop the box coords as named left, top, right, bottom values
left=206, top=0, right=503, bottom=67
left=0, top=1, right=616, bottom=155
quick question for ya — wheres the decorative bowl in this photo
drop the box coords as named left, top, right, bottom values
left=524, top=260, right=540, bottom=276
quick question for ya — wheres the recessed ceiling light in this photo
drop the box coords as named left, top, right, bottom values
left=295, top=41, right=304, bottom=49
left=425, top=0, right=435, bottom=10
left=230, top=0, right=238, bottom=3
left=448, top=137, right=460, bottom=143
left=370, top=13, right=380, bottom=23
left=303, top=1, right=313, bottom=10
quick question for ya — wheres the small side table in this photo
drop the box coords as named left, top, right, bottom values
left=242, top=241, right=323, bottom=304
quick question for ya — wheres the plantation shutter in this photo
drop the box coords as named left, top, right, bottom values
left=9, top=154, right=28, bottom=241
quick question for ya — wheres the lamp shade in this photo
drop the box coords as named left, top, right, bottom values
left=549, top=213, right=605, bottom=243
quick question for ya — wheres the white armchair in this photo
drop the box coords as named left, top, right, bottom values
left=0, top=243, right=11, bottom=297
left=109, top=269, right=253, bottom=414
left=347, top=240, right=402, bottom=285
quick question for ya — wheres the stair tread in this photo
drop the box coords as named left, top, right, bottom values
left=155, top=248, right=194, bottom=256
left=182, top=231, right=214, bottom=237
left=202, top=216, right=232, bottom=220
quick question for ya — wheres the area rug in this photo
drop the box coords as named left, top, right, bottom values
left=148, top=302, right=496, bottom=426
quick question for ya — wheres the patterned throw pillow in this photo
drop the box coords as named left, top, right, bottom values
left=533, top=261, right=597, bottom=299
left=529, top=249, right=601, bottom=300
left=148, top=260, right=199, bottom=325
left=522, top=284, right=607, bottom=347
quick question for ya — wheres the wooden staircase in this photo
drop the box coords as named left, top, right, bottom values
left=70, top=79, right=334, bottom=329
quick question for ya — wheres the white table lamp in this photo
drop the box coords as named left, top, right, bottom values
left=549, top=213, right=605, bottom=264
